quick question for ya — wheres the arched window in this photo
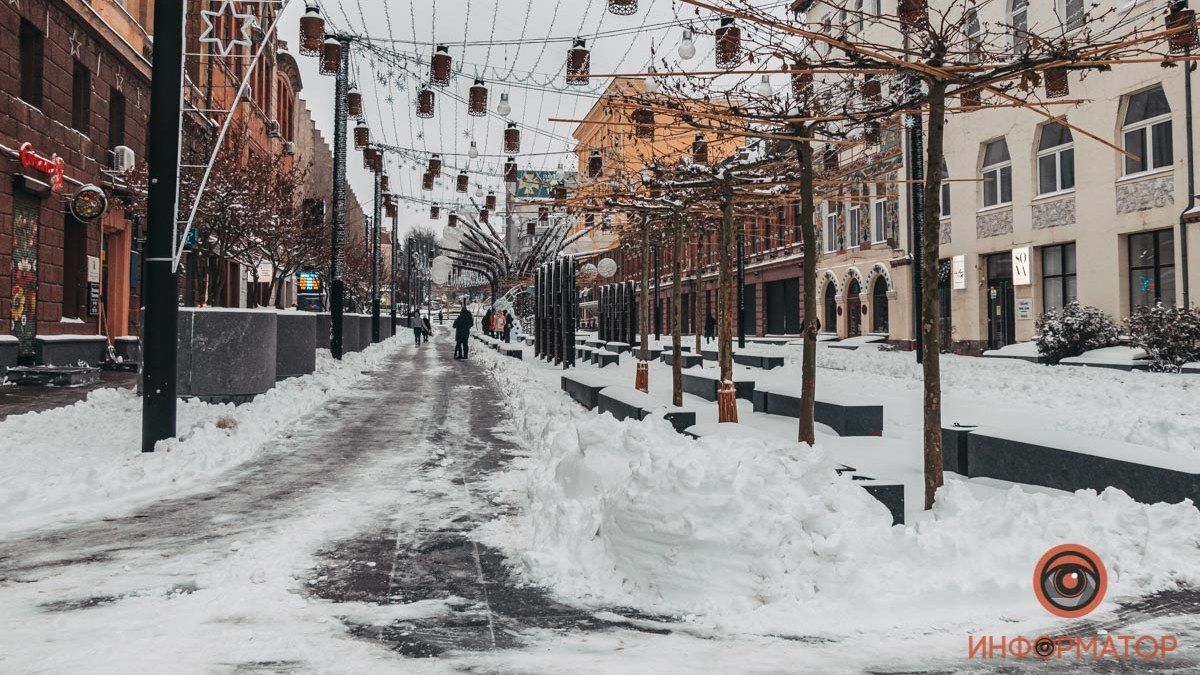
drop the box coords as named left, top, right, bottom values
left=872, top=276, right=889, bottom=333
left=982, top=139, right=1012, bottom=207
left=1037, top=122, right=1074, bottom=194
left=940, top=158, right=951, bottom=218
left=1009, top=0, right=1029, bottom=52
left=1122, top=86, right=1172, bottom=175
left=823, top=280, right=838, bottom=332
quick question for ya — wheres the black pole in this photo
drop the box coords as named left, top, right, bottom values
left=907, top=76, right=925, bottom=364
left=390, top=209, right=398, bottom=333
left=141, top=0, right=184, bottom=453
left=371, top=170, right=381, bottom=342
left=329, top=38, right=350, bottom=359
left=1179, top=30, right=1194, bottom=308
left=737, top=228, right=746, bottom=349
left=654, top=246, right=662, bottom=340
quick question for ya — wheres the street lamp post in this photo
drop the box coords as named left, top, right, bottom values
left=390, top=205, right=398, bottom=333
left=328, top=37, right=351, bottom=360
left=371, top=168, right=382, bottom=342
left=737, top=226, right=746, bottom=349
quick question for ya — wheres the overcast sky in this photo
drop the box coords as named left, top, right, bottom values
left=277, top=0, right=723, bottom=239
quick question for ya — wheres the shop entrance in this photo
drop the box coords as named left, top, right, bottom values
left=985, top=253, right=1015, bottom=350
left=764, top=278, right=800, bottom=334
left=846, top=278, right=862, bottom=337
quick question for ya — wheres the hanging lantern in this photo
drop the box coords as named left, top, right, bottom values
left=504, top=157, right=518, bottom=182
left=430, top=205, right=440, bottom=220
left=898, top=0, right=927, bottom=28
left=485, top=190, right=497, bottom=211
left=587, top=149, right=603, bottom=178
left=456, top=171, right=469, bottom=193
left=504, top=122, right=521, bottom=154
left=353, top=121, right=369, bottom=150
left=370, top=149, right=383, bottom=172
left=497, top=92, right=512, bottom=117
left=422, top=172, right=434, bottom=191
left=468, top=79, right=488, bottom=117
left=715, top=17, right=741, bottom=68
left=299, top=6, right=325, bottom=57
left=1168, top=5, right=1199, bottom=53
left=823, top=145, right=838, bottom=172
left=693, top=134, right=708, bottom=164
left=479, top=209, right=489, bottom=224
left=632, top=107, right=654, bottom=139
left=566, top=39, right=590, bottom=86
left=448, top=210, right=458, bottom=227
left=346, top=86, right=363, bottom=120
left=608, top=0, right=637, bottom=15
left=959, top=89, right=981, bottom=109
left=863, top=76, right=882, bottom=104
left=320, top=38, right=341, bottom=76
left=381, top=175, right=390, bottom=192
left=386, top=203, right=398, bottom=219
left=430, top=45, right=452, bottom=87
left=416, top=86, right=435, bottom=118
left=1044, top=67, right=1069, bottom=98
left=428, top=153, right=442, bottom=177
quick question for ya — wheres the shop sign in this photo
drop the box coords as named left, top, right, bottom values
left=1011, top=246, right=1032, bottom=286
left=951, top=255, right=966, bottom=290
left=298, top=271, right=322, bottom=294
left=87, top=283, right=101, bottom=316
left=18, top=142, right=65, bottom=192
left=1016, top=298, right=1034, bottom=320
left=87, top=256, right=101, bottom=283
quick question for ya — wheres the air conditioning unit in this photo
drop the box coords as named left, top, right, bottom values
left=283, top=141, right=296, bottom=156
left=112, top=145, right=135, bottom=173
left=267, top=120, right=281, bottom=137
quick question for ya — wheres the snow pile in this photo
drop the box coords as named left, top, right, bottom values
left=475, top=349, right=1200, bottom=635
left=0, top=340, right=405, bottom=536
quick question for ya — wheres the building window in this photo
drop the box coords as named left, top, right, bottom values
left=851, top=0, right=864, bottom=33
left=940, top=158, right=951, bottom=218
left=1128, top=229, right=1175, bottom=308
left=1059, top=0, right=1084, bottom=33
left=964, top=7, right=983, bottom=63
left=982, top=139, right=1012, bottom=208
left=824, top=207, right=838, bottom=253
left=109, top=89, right=127, bottom=148
left=1041, top=243, right=1077, bottom=314
left=19, top=19, right=45, bottom=107
left=1037, top=122, right=1075, bottom=194
left=792, top=201, right=803, bottom=244
left=776, top=206, right=787, bottom=247
left=848, top=205, right=862, bottom=247
left=1009, top=0, right=1029, bottom=52
left=71, top=61, right=92, bottom=134
left=1122, top=86, right=1172, bottom=176
left=872, top=195, right=888, bottom=243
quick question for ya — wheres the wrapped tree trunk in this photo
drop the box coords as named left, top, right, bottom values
left=636, top=218, right=651, bottom=392
left=671, top=212, right=684, bottom=406
left=921, top=79, right=948, bottom=509
left=795, top=133, right=819, bottom=445
left=716, top=176, right=737, bottom=423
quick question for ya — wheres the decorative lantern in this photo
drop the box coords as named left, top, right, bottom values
left=386, top=203, right=398, bottom=219
left=299, top=6, right=325, bottom=57
left=863, top=76, right=882, bottom=104
left=485, top=190, right=497, bottom=211
left=468, top=79, right=488, bottom=117
left=587, top=149, right=603, bottom=178
left=430, top=205, right=440, bottom=220
left=1044, top=67, right=1069, bottom=98
left=456, top=171, right=469, bottom=193
left=381, top=175, right=390, bottom=192
left=353, top=122, right=369, bottom=150
left=422, top=172, right=434, bottom=191
left=715, top=17, right=741, bottom=68
left=823, top=145, right=838, bottom=172
left=566, top=39, right=590, bottom=86
left=497, top=92, right=512, bottom=116
left=479, top=209, right=489, bottom=224
left=320, top=38, right=341, bottom=76
left=504, top=157, right=518, bottom=182
left=416, top=86, right=435, bottom=118
left=504, top=122, right=521, bottom=154
left=428, top=153, right=442, bottom=177
left=430, top=45, right=452, bottom=87
left=632, top=107, right=654, bottom=139
left=448, top=210, right=458, bottom=227
left=959, top=89, right=981, bottom=109
left=693, top=134, right=708, bottom=164
left=1168, top=5, right=1199, bottom=53
left=898, top=0, right=926, bottom=28
left=608, top=0, right=637, bottom=15
left=863, top=121, right=881, bottom=145
left=346, top=86, right=363, bottom=120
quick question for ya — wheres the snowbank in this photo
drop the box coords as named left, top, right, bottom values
left=473, top=347, right=1200, bottom=637
left=0, top=339, right=406, bottom=536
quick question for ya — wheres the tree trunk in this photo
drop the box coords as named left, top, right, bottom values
left=671, top=214, right=684, bottom=407
left=796, top=134, right=819, bottom=445
left=693, top=230, right=702, bottom=355
left=921, top=79, right=948, bottom=510
left=716, top=178, right=737, bottom=423
left=636, top=219, right=651, bottom=392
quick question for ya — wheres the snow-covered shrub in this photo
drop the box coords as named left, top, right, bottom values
left=1127, top=303, right=1200, bottom=372
left=1034, top=302, right=1120, bottom=364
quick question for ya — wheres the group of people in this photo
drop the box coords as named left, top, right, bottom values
left=481, top=307, right=515, bottom=343
left=409, top=311, right=434, bottom=345
left=443, top=302, right=521, bottom=360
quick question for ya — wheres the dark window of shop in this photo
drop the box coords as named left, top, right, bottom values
left=109, top=89, right=127, bottom=148
left=792, top=201, right=802, bottom=243
left=19, top=19, right=45, bottom=107
left=72, top=61, right=92, bottom=134
left=872, top=277, right=889, bottom=333
left=1041, top=243, right=1077, bottom=314
left=62, top=216, right=87, bottom=319
left=776, top=207, right=787, bottom=247
left=823, top=280, right=838, bottom=333
left=1128, top=229, right=1175, bottom=308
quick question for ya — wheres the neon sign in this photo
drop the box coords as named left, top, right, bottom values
left=18, top=142, right=65, bottom=192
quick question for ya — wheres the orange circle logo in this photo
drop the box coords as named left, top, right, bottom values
left=1033, top=544, right=1107, bottom=618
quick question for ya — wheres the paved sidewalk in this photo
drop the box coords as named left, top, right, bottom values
left=0, top=369, right=137, bottom=421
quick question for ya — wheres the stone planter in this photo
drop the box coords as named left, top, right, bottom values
left=175, top=308, right=277, bottom=403
left=113, top=336, right=141, bottom=363
left=35, top=334, right=108, bottom=366
left=275, top=311, right=317, bottom=380
left=314, top=312, right=332, bottom=350
left=0, top=335, right=17, bottom=378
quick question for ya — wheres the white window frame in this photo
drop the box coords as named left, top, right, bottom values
left=1122, top=95, right=1173, bottom=177
left=872, top=194, right=888, bottom=243
left=824, top=207, right=838, bottom=253
left=1009, top=0, right=1029, bottom=53
left=964, top=7, right=983, bottom=63
left=981, top=140, right=1013, bottom=209
left=940, top=158, right=951, bottom=218
left=1058, top=0, right=1085, bottom=33
left=1037, top=125, right=1075, bottom=195
left=848, top=204, right=862, bottom=248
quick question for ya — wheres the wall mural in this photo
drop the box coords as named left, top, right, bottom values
left=11, top=197, right=39, bottom=357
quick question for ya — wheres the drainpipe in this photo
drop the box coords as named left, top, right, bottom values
left=1181, top=41, right=1194, bottom=307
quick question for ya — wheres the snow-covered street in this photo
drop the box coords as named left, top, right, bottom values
left=1, top=332, right=1199, bottom=673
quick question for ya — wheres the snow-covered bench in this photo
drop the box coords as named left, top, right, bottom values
left=681, top=371, right=756, bottom=402
left=575, top=345, right=596, bottom=363
left=561, top=372, right=608, bottom=410
left=963, top=426, right=1200, bottom=506
left=585, top=339, right=607, bottom=350
left=1059, top=346, right=1150, bottom=371
left=35, top=334, right=108, bottom=367
left=593, top=350, right=620, bottom=368
left=752, top=385, right=884, bottom=437
left=499, top=344, right=523, bottom=359
left=597, top=385, right=696, bottom=434
left=733, top=352, right=785, bottom=370
left=827, top=334, right=888, bottom=351
left=661, top=351, right=703, bottom=369
left=605, top=341, right=631, bottom=354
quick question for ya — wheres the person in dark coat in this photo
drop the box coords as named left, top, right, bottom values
left=704, top=312, right=717, bottom=343
left=482, top=308, right=494, bottom=338
left=453, top=306, right=473, bottom=358
left=421, top=315, right=433, bottom=343
left=410, top=310, right=423, bottom=346
left=502, top=310, right=514, bottom=343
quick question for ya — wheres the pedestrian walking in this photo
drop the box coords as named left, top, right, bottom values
left=421, top=315, right=433, bottom=343
left=502, top=310, right=514, bottom=343
left=453, top=304, right=472, bottom=359
left=704, top=312, right=716, bottom=343
left=410, top=310, right=423, bottom=346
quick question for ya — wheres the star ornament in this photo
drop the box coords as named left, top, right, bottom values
left=199, top=0, right=254, bottom=58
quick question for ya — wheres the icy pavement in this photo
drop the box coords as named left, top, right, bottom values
left=1, top=334, right=1199, bottom=673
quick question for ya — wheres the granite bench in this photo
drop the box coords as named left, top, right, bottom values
left=585, top=339, right=607, bottom=350
left=561, top=372, right=608, bottom=410
left=597, top=385, right=697, bottom=434
left=500, top=345, right=523, bottom=359
left=35, top=334, right=108, bottom=367
left=752, top=387, right=884, bottom=437
left=661, top=351, right=704, bottom=369
left=733, top=353, right=785, bottom=370
left=681, top=371, right=756, bottom=402
left=594, top=350, right=620, bottom=368
left=605, top=341, right=631, bottom=354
